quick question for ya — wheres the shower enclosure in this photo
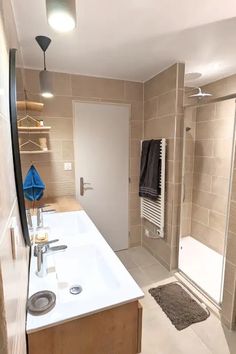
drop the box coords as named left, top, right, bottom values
left=178, top=98, right=236, bottom=305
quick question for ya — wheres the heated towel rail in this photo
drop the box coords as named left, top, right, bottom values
left=140, top=138, right=166, bottom=238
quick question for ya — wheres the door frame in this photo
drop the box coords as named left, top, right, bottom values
left=72, top=100, right=131, bottom=248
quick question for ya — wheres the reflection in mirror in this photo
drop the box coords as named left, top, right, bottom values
left=9, top=48, right=30, bottom=246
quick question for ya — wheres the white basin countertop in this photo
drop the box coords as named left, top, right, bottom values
left=27, top=210, right=144, bottom=333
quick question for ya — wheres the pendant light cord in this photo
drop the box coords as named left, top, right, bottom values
left=43, top=51, right=46, bottom=71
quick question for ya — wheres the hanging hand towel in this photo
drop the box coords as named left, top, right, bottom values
left=139, top=139, right=161, bottom=200
left=23, top=165, right=45, bottom=201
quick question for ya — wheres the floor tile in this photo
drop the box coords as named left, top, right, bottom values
left=117, top=246, right=236, bottom=354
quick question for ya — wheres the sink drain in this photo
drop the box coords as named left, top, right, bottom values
left=69, top=285, right=83, bottom=295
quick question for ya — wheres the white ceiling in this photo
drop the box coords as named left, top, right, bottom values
left=11, top=0, right=236, bottom=85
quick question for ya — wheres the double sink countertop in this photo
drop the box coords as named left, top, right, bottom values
left=27, top=207, right=144, bottom=333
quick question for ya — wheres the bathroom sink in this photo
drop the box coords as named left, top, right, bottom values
left=44, top=211, right=91, bottom=235
left=27, top=211, right=143, bottom=334
left=54, top=244, right=120, bottom=304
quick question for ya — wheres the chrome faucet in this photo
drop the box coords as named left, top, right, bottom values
left=37, top=207, right=44, bottom=228
left=26, top=209, right=33, bottom=228
left=34, top=239, right=67, bottom=277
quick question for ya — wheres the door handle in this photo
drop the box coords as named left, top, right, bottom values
left=80, top=177, right=91, bottom=196
left=80, top=177, right=84, bottom=196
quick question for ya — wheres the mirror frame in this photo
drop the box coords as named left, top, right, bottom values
left=9, top=48, right=30, bottom=246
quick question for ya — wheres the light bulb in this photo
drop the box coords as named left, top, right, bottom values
left=46, top=0, right=76, bottom=33
left=48, top=11, right=75, bottom=32
left=41, top=92, right=54, bottom=98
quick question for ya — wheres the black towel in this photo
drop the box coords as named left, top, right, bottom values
left=139, top=139, right=161, bottom=200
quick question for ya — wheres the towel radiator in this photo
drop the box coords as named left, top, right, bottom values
left=140, top=138, right=166, bottom=238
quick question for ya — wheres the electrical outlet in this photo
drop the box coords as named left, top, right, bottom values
left=64, top=162, right=72, bottom=171
left=144, top=228, right=149, bottom=237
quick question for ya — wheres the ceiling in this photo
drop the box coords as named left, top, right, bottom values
left=11, top=0, right=236, bottom=85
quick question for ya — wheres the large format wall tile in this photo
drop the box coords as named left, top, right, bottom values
left=142, top=63, right=185, bottom=271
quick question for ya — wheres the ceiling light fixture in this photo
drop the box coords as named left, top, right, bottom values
left=46, top=0, right=76, bottom=32
left=35, top=36, right=54, bottom=98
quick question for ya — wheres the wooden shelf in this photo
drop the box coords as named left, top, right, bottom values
left=18, top=126, right=51, bottom=132
left=17, top=100, right=44, bottom=112
left=20, top=150, right=52, bottom=155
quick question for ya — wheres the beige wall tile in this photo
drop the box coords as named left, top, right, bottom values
left=212, top=176, right=229, bottom=196
left=185, top=138, right=194, bottom=157
left=124, top=81, right=143, bottom=101
left=53, top=72, right=72, bottom=96
left=129, top=192, right=140, bottom=210
left=71, top=74, right=125, bottom=100
left=143, top=63, right=185, bottom=271
left=130, top=139, right=140, bottom=158
left=195, top=140, right=213, bottom=157
left=193, top=173, right=211, bottom=192
left=194, top=156, right=231, bottom=178
left=209, top=210, right=226, bottom=233
left=223, top=261, right=236, bottom=295
left=228, top=201, right=236, bottom=234
left=62, top=140, right=75, bottom=160
left=213, top=139, right=233, bottom=158
left=196, top=104, right=216, bottom=122
left=157, top=90, right=176, bottom=116
left=226, top=232, right=236, bottom=265
left=144, top=63, right=177, bottom=100
left=130, top=157, right=140, bottom=177
left=44, top=117, right=73, bottom=140
left=211, top=158, right=232, bottom=178
left=45, top=181, right=75, bottom=197
left=144, top=98, right=158, bottom=119
left=129, top=225, right=141, bottom=246
left=144, top=115, right=176, bottom=139
left=130, top=176, right=139, bottom=193
left=181, top=217, right=192, bottom=236
left=191, top=220, right=224, bottom=253
left=181, top=203, right=192, bottom=220
left=192, top=204, right=209, bottom=225
left=196, top=119, right=234, bottom=140
left=130, top=120, right=143, bottom=139
left=192, top=189, right=227, bottom=214
left=42, top=96, right=72, bottom=117
left=24, top=68, right=41, bottom=94
left=215, top=99, right=235, bottom=120
left=131, top=101, right=143, bottom=120
left=177, top=63, right=185, bottom=90
left=176, top=114, right=184, bottom=138
left=143, top=236, right=171, bottom=270
left=130, top=208, right=141, bottom=226
left=185, top=156, right=194, bottom=172
left=221, top=289, right=235, bottom=323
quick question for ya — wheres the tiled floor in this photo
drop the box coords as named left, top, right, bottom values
left=116, top=246, right=236, bottom=354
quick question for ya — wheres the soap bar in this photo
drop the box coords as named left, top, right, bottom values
left=35, top=227, right=49, bottom=243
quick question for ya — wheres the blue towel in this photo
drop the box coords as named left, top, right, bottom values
left=23, top=165, right=45, bottom=201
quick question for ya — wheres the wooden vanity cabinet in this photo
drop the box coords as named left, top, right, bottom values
left=27, top=301, right=143, bottom=354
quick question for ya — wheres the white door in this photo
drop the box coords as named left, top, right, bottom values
left=74, top=102, right=129, bottom=251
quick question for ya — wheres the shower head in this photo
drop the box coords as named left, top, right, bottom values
left=188, top=87, right=212, bottom=99
left=186, top=127, right=191, bottom=132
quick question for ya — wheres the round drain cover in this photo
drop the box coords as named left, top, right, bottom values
left=27, top=290, right=56, bottom=316
left=70, top=285, right=82, bottom=295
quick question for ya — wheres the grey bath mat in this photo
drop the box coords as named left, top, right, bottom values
left=148, top=283, right=210, bottom=330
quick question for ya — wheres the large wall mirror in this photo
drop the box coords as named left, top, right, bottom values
left=9, top=48, right=30, bottom=246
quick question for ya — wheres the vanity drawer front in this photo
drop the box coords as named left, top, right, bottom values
left=28, top=301, right=141, bottom=354
left=137, top=302, right=143, bottom=353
